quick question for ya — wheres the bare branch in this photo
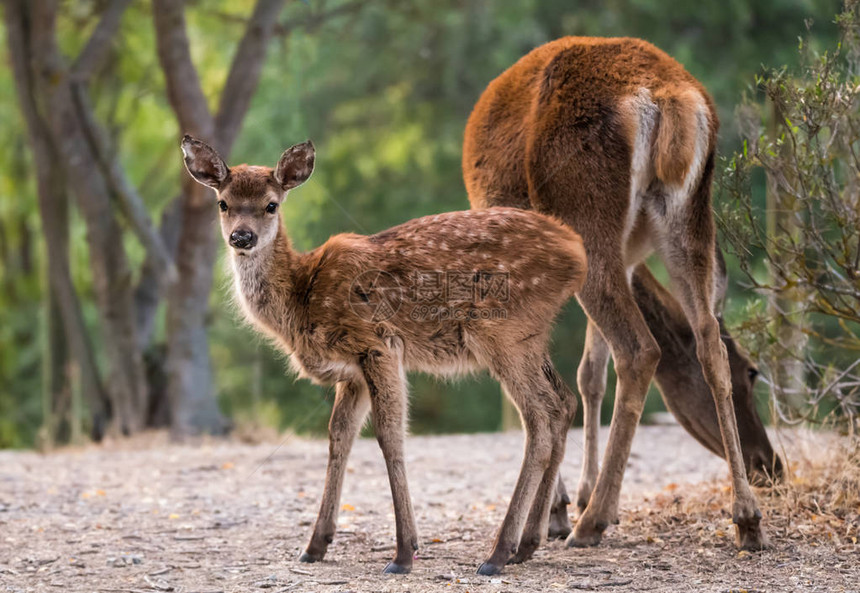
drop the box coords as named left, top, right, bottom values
left=209, top=0, right=372, bottom=38
left=152, top=0, right=214, bottom=138
left=71, top=82, right=177, bottom=281
left=215, top=0, right=288, bottom=150
left=277, top=0, right=372, bottom=37
left=71, top=0, right=133, bottom=81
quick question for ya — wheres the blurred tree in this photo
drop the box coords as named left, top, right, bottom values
left=2, top=0, right=311, bottom=439
left=0, top=0, right=848, bottom=446
left=151, top=0, right=289, bottom=436
left=6, top=0, right=142, bottom=438
left=719, top=0, right=860, bottom=427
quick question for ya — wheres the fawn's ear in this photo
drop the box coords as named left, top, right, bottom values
left=274, top=141, right=315, bottom=191
left=181, top=134, right=229, bottom=189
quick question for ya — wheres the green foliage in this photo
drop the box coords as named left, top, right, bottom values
left=0, top=0, right=846, bottom=446
left=718, top=0, right=860, bottom=427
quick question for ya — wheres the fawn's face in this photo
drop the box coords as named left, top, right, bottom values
left=180, top=135, right=315, bottom=255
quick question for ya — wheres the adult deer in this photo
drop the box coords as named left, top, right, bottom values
left=463, top=37, right=768, bottom=551
left=180, top=136, right=587, bottom=575
left=546, top=257, right=784, bottom=539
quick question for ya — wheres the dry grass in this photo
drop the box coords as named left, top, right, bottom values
left=623, top=429, right=859, bottom=556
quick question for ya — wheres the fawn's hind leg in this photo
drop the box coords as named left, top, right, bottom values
left=477, top=352, right=565, bottom=575
left=547, top=476, right=572, bottom=540
left=510, top=357, right=577, bottom=564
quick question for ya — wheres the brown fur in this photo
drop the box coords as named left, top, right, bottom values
left=548, top=258, right=784, bottom=540
left=463, top=37, right=767, bottom=553
left=181, top=136, right=587, bottom=575
left=652, top=88, right=700, bottom=186
left=463, top=37, right=717, bottom=213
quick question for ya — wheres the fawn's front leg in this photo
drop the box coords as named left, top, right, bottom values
left=301, top=380, right=370, bottom=563
left=361, top=347, right=418, bottom=574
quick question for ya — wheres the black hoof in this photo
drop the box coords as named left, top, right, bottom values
left=547, top=524, right=572, bottom=540
left=383, top=561, right=411, bottom=574
left=299, top=551, right=321, bottom=563
left=509, top=538, right=539, bottom=564
left=477, top=562, right=503, bottom=576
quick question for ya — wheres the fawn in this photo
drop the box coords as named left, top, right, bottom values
left=464, top=36, right=768, bottom=551
left=180, top=135, right=587, bottom=575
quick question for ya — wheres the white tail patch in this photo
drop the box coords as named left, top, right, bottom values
left=622, top=88, right=712, bottom=273
left=668, top=93, right=711, bottom=201
left=622, top=89, right=659, bottom=268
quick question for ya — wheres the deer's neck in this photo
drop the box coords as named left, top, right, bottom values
left=230, top=222, right=298, bottom=342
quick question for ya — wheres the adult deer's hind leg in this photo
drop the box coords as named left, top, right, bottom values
left=526, top=111, right=660, bottom=548
left=567, top=261, right=661, bottom=547
left=652, top=153, right=767, bottom=550
left=575, top=321, right=611, bottom=513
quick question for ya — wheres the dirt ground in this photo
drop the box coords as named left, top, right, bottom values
left=1, top=426, right=858, bottom=593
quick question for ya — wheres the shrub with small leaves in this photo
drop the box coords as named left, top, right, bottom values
left=718, top=0, right=860, bottom=429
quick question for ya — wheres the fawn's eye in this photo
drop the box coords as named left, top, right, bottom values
left=218, top=200, right=228, bottom=212
left=747, top=367, right=759, bottom=382
left=266, top=202, right=278, bottom=214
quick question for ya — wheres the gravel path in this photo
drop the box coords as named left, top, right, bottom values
left=0, top=426, right=856, bottom=593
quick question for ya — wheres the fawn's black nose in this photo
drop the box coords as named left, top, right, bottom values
left=230, top=229, right=257, bottom=250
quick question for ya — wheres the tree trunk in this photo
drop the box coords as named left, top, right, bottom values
left=7, top=0, right=150, bottom=435
left=134, top=196, right=183, bottom=428
left=136, top=196, right=184, bottom=349
left=164, top=179, right=226, bottom=434
left=153, top=0, right=287, bottom=437
left=5, top=0, right=110, bottom=440
left=766, top=99, right=807, bottom=414
left=39, top=223, right=72, bottom=448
